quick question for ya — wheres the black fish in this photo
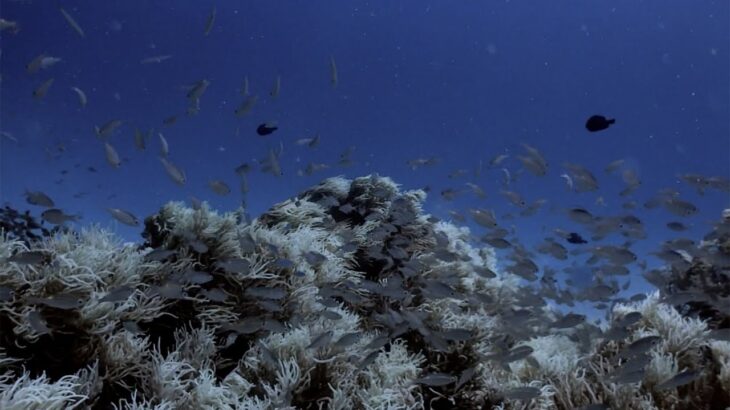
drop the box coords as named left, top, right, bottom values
left=566, top=232, right=587, bottom=244
left=256, top=123, right=278, bottom=136
left=585, top=115, right=615, bottom=132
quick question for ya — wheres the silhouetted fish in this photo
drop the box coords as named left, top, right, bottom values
left=585, top=115, right=615, bottom=132
left=566, top=232, right=587, bottom=244
left=256, top=122, right=278, bottom=136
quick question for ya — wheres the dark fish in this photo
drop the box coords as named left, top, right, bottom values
left=656, top=370, right=700, bottom=390
left=566, top=232, right=587, bottom=244
left=8, top=251, right=50, bottom=265
left=585, top=115, right=615, bottom=132
left=256, top=122, right=278, bottom=136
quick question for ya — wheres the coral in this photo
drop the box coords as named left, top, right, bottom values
left=0, top=175, right=728, bottom=409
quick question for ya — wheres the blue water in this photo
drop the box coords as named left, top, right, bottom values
left=1, top=1, right=728, bottom=306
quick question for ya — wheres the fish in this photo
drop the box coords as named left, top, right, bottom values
left=158, top=133, right=169, bottom=157
left=551, top=312, right=585, bottom=328
left=8, top=251, right=50, bottom=265
left=107, top=208, right=139, bottom=226
left=489, top=154, right=509, bottom=168
left=621, top=335, right=662, bottom=358
left=134, top=128, right=146, bottom=150
left=406, top=157, right=439, bottom=170
left=187, top=79, right=210, bottom=102
left=518, top=155, right=547, bottom=176
left=663, top=198, right=698, bottom=217
left=28, top=310, right=50, bottom=335
left=565, top=232, right=587, bottom=244
left=162, top=115, right=177, bottom=126
left=560, top=173, right=574, bottom=190
left=567, top=208, right=594, bottom=224
left=159, top=157, right=186, bottom=185
left=585, top=115, right=615, bottom=132
left=270, top=75, right=281, bottom=98
left=204, top=6, right=216, bottom=36
left=234, top=95, right=258, bottom=117
left=100, top=286, right=135, bottom=303
left=33, top=78, right=54, bottom=99
left=26, top=54, right=48, bottom=73
left=95, top=119, right=123, bottom=139
left=261, top=148, right=282, bottom=176
left=465, top=182, right=486, bottom=198
left=329, top=55, right=338, bottom=87
left=41, top=208, right=79, bottom=225
left=504, top=386, right=541, bottom=400
left=656, top=370, right=700, bottom=390
left=307, top=330, right=333, bottom=349
left=256, top=122, right=278, bottom=136
left=414, top=373, right=456, bottom=387
left=296, top=135, right=321, bottom=148
left=240, top=75, right=250, bottom=95
left=245, top=287, right=287, bottom=300
left=70, top=87, right=87, bottom=107
left=37, top=56, right=62, bottom=70
left=208, top=180, right=231, bottom=195
left=27, top=293, right=84, bottom=310
left=104, top=142, right=121, bottom=168
left=59, top=7, right=85, bottom=37
left=501, top=190, right=526, bottom=207
left=0, top=18, right=20, bottom=34
left=25, top=190, right=54, bottom=207
left=140, top=55, right=172, bottom=64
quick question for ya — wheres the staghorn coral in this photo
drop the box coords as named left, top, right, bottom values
left=0, top=175, right=728, bottom=409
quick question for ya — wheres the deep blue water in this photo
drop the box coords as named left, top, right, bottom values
left=1, top=1, right=728, bottom=307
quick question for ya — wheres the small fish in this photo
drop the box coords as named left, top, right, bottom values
left=25, top=190, right=54, bottom=207
left=26, top=54, right=47, bottom=73
left=307, top=330, right=334, bottom=349
left=329, top=55, right=338, bottom=87
left=134, top=128, right=146, bottom=150
left=551, top=313, right=585, bottom=328
left=414, top=373, right=456, bottom=387
left=333, top=332, right=360, bottom=348
left=270, top=75, right=281, bottom=98
left=158, top=133, right=169, bottom=157
left=100, top=286, right=135, bottom=303
left=296, top=134, right=321, bottom=148
left=240, top=75, right=250, bottom=95
left=666, top=221, right=688, bottom=231
left=42, top=208, right=79, bottom=225
left=162, top=115, right=177, bottom=126
left=204, top=6, right=216, bottom=36
left=187, top=79, right=210, bottom=101
left=140, top=54, right=173, bottom=64
left=28, top=310, right=50, bottom=335
left=585, top=115, right=615, bottom=132
left=621, top=335, right=662, bottom=358
left=104, top=142, right=121, bottom=168
left=107, top=208, right=139, bottom=226
left=406, top=157, right=439, bottom=170
left=33, top=78, right=54, bottom=99
left=261, top=148, right=282, bottom=176
left=560, top=173, right=574, bottom=191
left=95, top=119, right=123, bottom=139
left=566, top=232, right=587, bottom=244
left=160, top=157, right=186, bottom=185
left=8, top=251, right=50, bottom=265
left=256, top=122, right=278, bottom=136
left=245, top=287, right=287, bottom=300
left=656, top=370, right=700, bottom=390
left=59, top=8, right=85, bottom=37
left=504, top=386, right=541, bottom=400
left=501, top=190, right=526, bottom=207
left=0, top=18, right=20, bottom=34
left=235, top=95, right=258, bottom=117
left=208, top=180, right=231, bottom=195
left=568, top=208, right=594, bottom=224
left=489, top=154, right=509, bottom=168
left=663, top=198, right=698, bottom=217
left=216, top=258, right=251, bottom=273
left=37, top=56, right=62, bottom=70
left=27, top=293, right=84, bottom=310
left=70, top=87, right=87, bottom=107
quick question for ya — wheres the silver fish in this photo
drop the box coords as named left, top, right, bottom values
left=60, top=7, right=85, bottom=37
left=307, top=330, right=333, bottom=349
left=504, top=386, right=541, bottom=400
left=270, top=75, right=281, bottom=98
left=414, top=372, right=456, bottom=387
left=140, top=55, right=172, bottom=64
left=235, top=95, right=258, bottom=117
left=204, top=6, right=216, bottom=36
left=33, top=78, right=54, bottom=99
left=70, top=86, right=87, bottom=107
left=329, top=55, right=338, bottom=87
left=159, top=157, right=186, bottom=185
left=8, top=251, right=49, bottom=265
left=95, top=119, right=123, bottom=138
left=208, top=180, right=231, bottom=195
left=25, top=190, right=54, bottom=207
left=656, top=370, right=700, bottom=390
left=107, top=208, right=139, bottom=226
left=42, top=208, right=79, bottom=225
left=104, top=142, right=121, bottom=168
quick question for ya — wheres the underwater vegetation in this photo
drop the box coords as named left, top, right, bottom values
left=0, top=175, right=729, bottom=409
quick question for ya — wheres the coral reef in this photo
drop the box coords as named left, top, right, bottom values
left=0, top=176, right=728, bottom=409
